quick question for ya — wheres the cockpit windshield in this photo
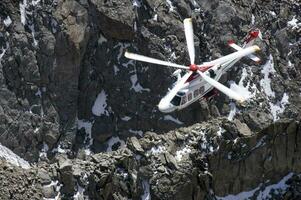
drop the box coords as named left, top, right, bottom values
left=170, top=95, right=181, bottom=106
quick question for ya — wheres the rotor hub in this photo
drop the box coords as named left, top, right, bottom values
left=189, top=64, right=198, bottom=71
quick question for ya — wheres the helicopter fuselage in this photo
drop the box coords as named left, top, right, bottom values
left=158, top=58, right=239, bottom=113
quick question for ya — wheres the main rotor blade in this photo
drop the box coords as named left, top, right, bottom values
left=197, top=71, right=245, bottom=103
left=184, top=18, right=195, bottom=64
left=163, top=71, right=193, bottom=102
left=125, top=52, right=189, bottom=70
left=202, top=45, right=260, bottom=66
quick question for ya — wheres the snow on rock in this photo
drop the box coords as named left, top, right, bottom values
left=287, top=16, right=301, bottom=29
left=147, top=145, right=166, bottom=156
left=260, top=55, right=276, bottom=97
left=132, top=0, right=141, bottom=7
left=3, top=16, right=12, bottom=27
left=217, top=127, right=225, bottom=137
left=19, top=0, right=28, bottom=25
left=166, top=0, right=175, bottom=12
left=216, top=173, right=294, bottom=200
left=130, top=73, right=150, bottom=93
left=227, top=102, right=238, bottom=121
left=269, top=93, right=289, bottom=121
left=52, top=144, right=68, bottom=154
left=106, top=136, right=126, bottom=152
left=32, top=0, right=41, bottom=6
left=39, top=142, right=49, bottom=159
left=230, top=67, right=257, bottom=100
left=43, top=180, right=62, bottom=200
left=0, top=143, right=31, bottom=169
left=141, top=179, right=151, bottom=200
left=163, top=115, right=183, bottom=125
left=73, top=184, right=86, bottom=200
left=153, top=14, right=158, bottom=21
left=175, top=146, right=191, bottom=162
left=0, top=48, right=6, bottom=60
left=251, top=14, right=255, bottom=25
left=129, top=129, right=143, bottom=137
left=269, top=11, right=276, bottom=17
left=98, top=33, right=107, bottom=45
left=78, top=119, right=93, bottom=155
left=121, top=116, right=131, bottom=121
left=92, top=90, right=109, bottom=116
left=29, top=24, right=38, bottom=46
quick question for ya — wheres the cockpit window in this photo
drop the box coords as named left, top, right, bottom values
left=176, top=91, right=185, bottom=96
left=171, top=95, right=181, bottom=106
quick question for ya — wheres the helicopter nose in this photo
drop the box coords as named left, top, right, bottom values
left=158, top=100, right=175, bottom=113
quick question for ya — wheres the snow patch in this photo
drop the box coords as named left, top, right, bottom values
left=269, top=11, right=276, bottom=16
left=129, top=129, right=143, bottom=137
left=251, top=14, right=255, bottom=25
left=78, top=120, right=93, bottom=155
left=106, top=136, right=126, bottom=152
left=227, top=102, right=237, bottom=121
left=166, top=0, right=175, bottom=12
left=163, top=115, right=183, bottom=125
left=29, top=24, right=38, bottom=46
left=0, top=48, right=6, bottom=61
left=217, top=127, right=225, bottom=137
left=217, top=173, right=294, bottom=200
left=230, top=68, right=257, bottom=100
left=133, top=0, right=141, bottom=7
left=287, top=16, right=301, bottom=29
left=19, top=0, right=27, bottom=25
left=73, top=184, right=86, bottom=200
left=153, top=14, right=158, bottom=21
left=0, top=143, right=30, bottom=169
left=141, top=179, right=151, bottom=200
left=147, top=146, right=166, bottom=156
left=3, top=16, right=12, bottom=27
left=130, top=73, right=150, bottom=93
left=121, top=116, right=131, bottom=121
left=43, top=180, right=62, bottom=200
left=39, top=142, right=49, bottom=159
left=260, top=55, right=276, bottom=97
left=92, top=90, right=109, bottom=116
left=32, top=0, right=41, bottom=6
left=98, top=33, right=107, bottom=44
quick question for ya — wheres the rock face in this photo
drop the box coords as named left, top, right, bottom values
left=0, top=0, right=300, bottom=199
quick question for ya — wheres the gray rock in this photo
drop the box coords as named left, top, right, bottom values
left=234, top=119, right=252, bottom=136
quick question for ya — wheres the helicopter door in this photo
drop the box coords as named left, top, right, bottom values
left=181, top=95, right=187, bottom=105
left=187, top=93, right=192, bottom=101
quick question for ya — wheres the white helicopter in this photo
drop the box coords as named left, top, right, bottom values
left=125, top=18, right=261, bottom=113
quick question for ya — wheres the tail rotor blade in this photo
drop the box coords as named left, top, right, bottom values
left=197, top=71, right=245, bottom=103
left=125, top=51, right=189, bottom=70
left=184, top=18, right=195, bottom=64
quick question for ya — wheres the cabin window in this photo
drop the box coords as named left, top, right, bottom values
left=181, top=96, right=187, bottom=105
left=193, top=89, right=199, bottom=97
left=188, top=93, right=192, bottom=101
left=199, top=86, right=205, bottom=94
left=171, top=96, right=181, bottom=106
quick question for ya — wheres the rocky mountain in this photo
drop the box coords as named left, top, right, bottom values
left=0, top=0, right=300, bottom=199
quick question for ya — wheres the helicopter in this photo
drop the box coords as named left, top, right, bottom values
left=125, top=18, right=261, bottom=113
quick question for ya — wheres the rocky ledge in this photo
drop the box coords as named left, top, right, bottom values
left=1, top=118, right=301, bottom=200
